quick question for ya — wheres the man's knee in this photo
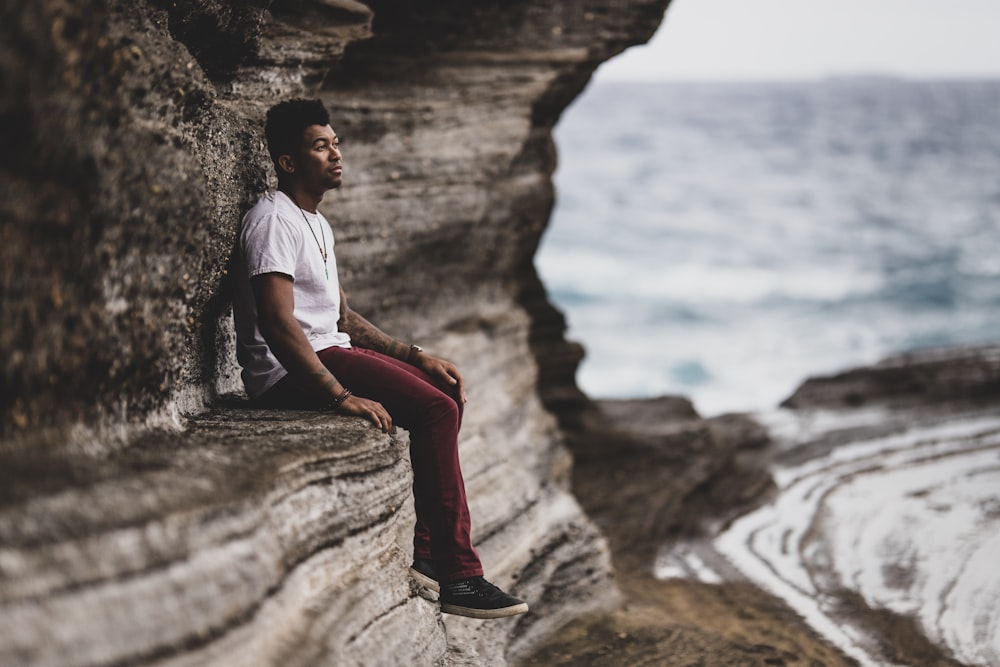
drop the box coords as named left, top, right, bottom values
left=424, top=391, right=460, bottom=427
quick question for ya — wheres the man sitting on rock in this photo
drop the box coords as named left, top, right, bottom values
left=231, top=98, right=528, bottom=619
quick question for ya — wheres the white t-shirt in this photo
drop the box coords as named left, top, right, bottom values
left=232, top=190, right=352, bottom=398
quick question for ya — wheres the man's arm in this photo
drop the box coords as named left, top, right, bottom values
left=338, top=286, right=467, bottom=403
left=252, top=273, right=394, bottom=432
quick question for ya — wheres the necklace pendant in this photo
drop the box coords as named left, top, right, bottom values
left=294, top=201, right=331, bottom=282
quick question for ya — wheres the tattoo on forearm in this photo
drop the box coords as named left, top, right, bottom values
left=386, top=340, right=409, bottom=360
left=342, top=311, right=410, bottom=361
left=308, top=369, right=338, bottom=394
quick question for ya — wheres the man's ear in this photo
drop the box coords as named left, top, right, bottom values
left=277, top=154, right=295, bottom=175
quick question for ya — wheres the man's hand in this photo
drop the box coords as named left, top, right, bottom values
left=338, top=395, right=394, bottom=434
left=336, top=287, right=467, bottom=403
left=415, top=353, right=467, bottom=404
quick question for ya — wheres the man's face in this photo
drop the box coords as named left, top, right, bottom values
left=290, top=124, right=343, bottom=192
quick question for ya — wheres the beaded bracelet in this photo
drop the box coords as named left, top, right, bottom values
left=321, top=388, right=352, bottom=411
left=332, top=388, right=353, bottom=407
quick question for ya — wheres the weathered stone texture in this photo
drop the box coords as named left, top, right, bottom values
left=1, top=411, right=446, bottom=666
left=1, top=0, right=669, bottom=664
left=782, top=343, right=1000, bottom=409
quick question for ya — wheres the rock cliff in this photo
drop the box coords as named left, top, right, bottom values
left=1, top=0, right=670, bottom=664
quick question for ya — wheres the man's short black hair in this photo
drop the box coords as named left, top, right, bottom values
left=264, top=98, right=331, bottom=177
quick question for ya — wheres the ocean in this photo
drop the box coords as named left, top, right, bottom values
left=536, top=78, right=1000, bottom=416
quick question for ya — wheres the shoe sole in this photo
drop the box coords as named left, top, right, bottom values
left=440, top=602, right=529, bottom=619
left=409, top=567, right=440, bottom=593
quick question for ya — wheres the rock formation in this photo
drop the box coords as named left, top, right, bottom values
left=1, top=0, right=671, bottom=664
left=521, top=343, right=1000, bottom=667
left=782, top=343, right=1000, bottom=410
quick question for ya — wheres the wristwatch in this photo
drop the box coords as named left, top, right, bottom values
left=408, top=344, right=424, bottom=363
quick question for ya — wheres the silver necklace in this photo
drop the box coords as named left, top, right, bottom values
left=296, top=205, right=329, bottom=280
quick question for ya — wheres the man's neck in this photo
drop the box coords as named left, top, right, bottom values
left=279, top=184, right=322, bottom=213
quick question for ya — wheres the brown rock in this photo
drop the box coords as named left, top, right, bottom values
left=782, top=343, right=1000, bottom=410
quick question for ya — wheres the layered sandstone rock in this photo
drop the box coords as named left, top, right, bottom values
left=1, top=0, right=670, bottom=664
left=1, top=413, right=444, bottom=666
left=782, top=343, right=1000, bottom=410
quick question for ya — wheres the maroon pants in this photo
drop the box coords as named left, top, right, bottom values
left=261, top=346, right=483, bottom=582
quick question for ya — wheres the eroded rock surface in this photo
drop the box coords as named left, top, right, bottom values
left=782, top=343, right=1000, bottom=410
left=1, top=0, right=669, bottom=664
left=2, top=411, right=442, bottom=666
left=523, top=344, right=1000, bottom=667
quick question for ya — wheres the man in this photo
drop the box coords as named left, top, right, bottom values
left=232, top=98, right=528, bottom=619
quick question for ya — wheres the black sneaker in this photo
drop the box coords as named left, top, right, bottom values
left=409, top=559, right=440, bottom=593
left=440, top=576, right=529, bottom=619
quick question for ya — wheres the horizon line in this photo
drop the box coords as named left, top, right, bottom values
left=592, top=72, right=1000, bottom=85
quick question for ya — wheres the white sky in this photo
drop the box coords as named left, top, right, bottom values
left=596, top=0, right=1000, bottom=81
